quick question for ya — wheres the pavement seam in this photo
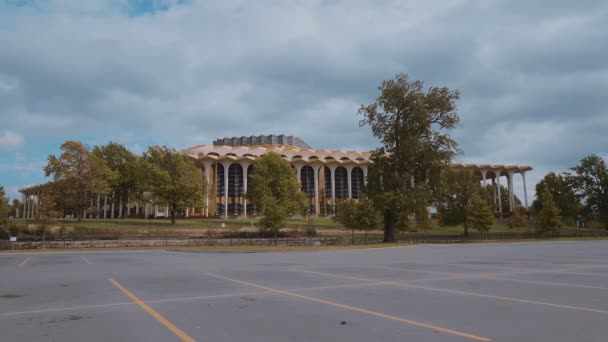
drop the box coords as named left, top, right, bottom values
left=293, top=269, right=608, bottom=315
left=205, top=272, right=492, bottom=341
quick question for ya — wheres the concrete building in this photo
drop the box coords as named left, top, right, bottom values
left=18, top=135, right=532, bottom=220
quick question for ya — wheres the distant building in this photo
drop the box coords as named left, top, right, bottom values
left=19, top=134, right=532, bottom=220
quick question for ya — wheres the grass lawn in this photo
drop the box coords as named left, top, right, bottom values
left=10, top=217, right=588, bottom=239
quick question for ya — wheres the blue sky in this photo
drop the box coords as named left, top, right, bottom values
left=1, top=0, right=608, bottom=201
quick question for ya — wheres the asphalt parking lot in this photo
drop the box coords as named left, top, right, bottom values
left=2, top=241, right=608, bottom=341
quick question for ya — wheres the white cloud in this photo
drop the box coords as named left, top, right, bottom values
left=1, top=0, right=608, bottom=199
left=0, top=131, right=24, bottom=150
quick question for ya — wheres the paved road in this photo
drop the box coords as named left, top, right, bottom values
left=2, top=241, right=608, bottom=341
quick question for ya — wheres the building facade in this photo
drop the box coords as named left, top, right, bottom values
left=19, top=135, right=533, bottom=220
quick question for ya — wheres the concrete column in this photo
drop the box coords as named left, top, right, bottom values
left=346, top=165, right=353, bottom=199
left=481, top=169, right=487, bottom=187
left=119, top=196, right=123, bottom=219
left=103, top=195, right=108, bottom=219
left=27, top=194, right=32, bottom=219
left=89, top=194, right=94, bottom=219
left=496, top=175, right=503, bottom=217
left=203, top=161, right=213, bottom=218
left=491, top=178, right=497, bottom=204
left=22, top=194, right=26, bottom=219
left=223, top=162, right=230, bottom=220
left=96, top=193, right=101, bottom=219
left=363, top=167, right=368, bottom=186
left=295, top=164, right=303, bottom=183
left=507, top=171, right=515, bottom=212
left=185, top=208, right=189, bottom=218
left=111, top=191, right=115, bottom=219
left=328, top=165, right=337, bottom=215
left=313, top=164, right=319, bottom=217
left=522, top=171, right=529, bottom=209
left=242, top=163, right=249, bottom=219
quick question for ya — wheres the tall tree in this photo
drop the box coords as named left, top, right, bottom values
left=467, top=193, right=494, bottom=233
left=93, top=142, right=140, bottom=218
left=532, top=172, right=580, bottom=222
left=44, top=141, right=112, bottom=221
left=140, top=146, right=205, bottom=225
left=360, top=73, right=461, bottom=242
left=247, top=152, right=307, bottom=235
left=438, top=169, right=482, bottom=237
left=0, top=186, right=9, bottom=224
left=567, top=155, right=608, bottom=229
left=536, top=190, right=562, bottom=232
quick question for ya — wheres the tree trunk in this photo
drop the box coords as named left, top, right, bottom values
left=352, top=228, right=355, bottom=245
left=170, top=207, right=176, bottom=226
left=365, top=229, right=368, bottom=245
left=464, top=221, right=468, bottom=238
left=383, top=211, right=397, bottom=242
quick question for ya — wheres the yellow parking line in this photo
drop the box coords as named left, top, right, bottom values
left=80, top=256, right=92, bottom=265
left=206, top=273, right=491, bottom=341
left=109, top=278, right=196, bottom=342
left=18, top=257, right=31, bottom=267
left=294, top=269, right=608, bottom=315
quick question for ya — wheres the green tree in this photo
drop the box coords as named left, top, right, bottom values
left=93, top=142, right=141, bottom=218
left=334, top=198, right=381, bottom=244
left=0, top=186, right=9, bottom=224
left=532, top=172, right=580, bottom=223
left=438, top=169, right=481, bottom=237
left=567, top=155, right=608, bottom=229
left=467, top=193, right=494, bottom=233
left=34, top=189, right=61, bottom=247
left=508, top=207, right=528, bottom=231
left=247, top=152, right=307, bottom=236
left=359, top=73, right=461, bottom=242
left=140, top=146, right=206, bottom=225
left=536, top=190, right=562, bottom=233
left=8, top=198, right=21, bottom=218
left=484, top=184, right=523, bottom=215
left=44, top=141, right=112, bottom=221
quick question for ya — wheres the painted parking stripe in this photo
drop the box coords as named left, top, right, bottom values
left=80, top=256, right=92, bottom=264
left=292, top=269, right=608, bottom=315
left=109, top=278, right=196, bottom=342
left=17, top=257, right=31, bottom=267
left=206, top=273, right=491, bottom=341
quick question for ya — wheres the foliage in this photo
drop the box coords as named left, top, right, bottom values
left=532, top=172, right=580, bottom=222
left=567, top=155, right=608, bottom=230
left=246, top=152, right=307, bottom=233
left=536, top=190, right=562, bottom=233
left=92, top=142, right=142, bottom=216
left=467, top=193, right=494, bottom=233
left=359, top=73, right=461, bottom=242
left=8, top=198, right=21, bottom=218
left=334, top=198, right=381, bottom=244
left=508, top=207, right=528, bottom=230
left=484, top=184, right=523, bottom=214
left=140, top=146, right=206, bottom=225
left=0, top=186, right=8, bottom=224
left=34, top=190, right=61, bottom=237
left=437, top=169, right=482, bottom=236
left=44, top=141, right=112, bottom=221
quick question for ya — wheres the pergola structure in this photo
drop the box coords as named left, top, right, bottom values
left=18, top=135, right=533, bottom=219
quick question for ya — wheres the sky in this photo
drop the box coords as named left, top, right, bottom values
left=1, top=0, right=607, bottom=203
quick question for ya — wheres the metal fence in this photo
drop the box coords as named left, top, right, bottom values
left=2, top=230, right=607, bottom=250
